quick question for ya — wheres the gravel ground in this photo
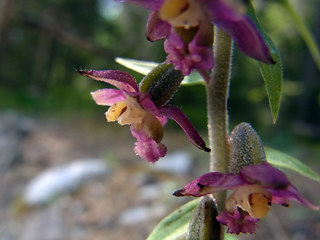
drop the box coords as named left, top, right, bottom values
left=0, top=112, right=319, bottom=240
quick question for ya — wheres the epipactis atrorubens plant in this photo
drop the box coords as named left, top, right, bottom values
left=78, top=0, right=319, bottom=239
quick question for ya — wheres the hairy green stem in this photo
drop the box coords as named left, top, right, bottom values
left=206, top=26, right=232, bottom=225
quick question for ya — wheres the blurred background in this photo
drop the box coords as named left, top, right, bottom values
left=0, top=0, right=319, bottom=239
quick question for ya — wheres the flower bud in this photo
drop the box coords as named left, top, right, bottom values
left=139, top=63, right=184, bottom=107
left=229, top=122, right=266, bottom=174
left=187, top=196, right=221, bottom=240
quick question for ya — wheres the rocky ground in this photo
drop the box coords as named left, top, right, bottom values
left=0, top=111, right=319, bottom=240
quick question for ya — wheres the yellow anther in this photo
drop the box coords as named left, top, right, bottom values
left=159, top=0, right=189, bottom=21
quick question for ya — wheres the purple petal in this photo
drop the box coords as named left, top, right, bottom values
left=156, top=115, right=167, bottom=126
left=217, top=210, right=259, bottom=234
left=158, top=105, right=210, bottom=152
left=91, top=89, right=126, bottom=106
left=164, top=31, right=190, bottom=74
left=207, top=0, right=274, bottom=64
left=239, top=162, right=291, bottom=189
left=134, top=139, right=167, bottom=163
left=115, top=0, right=164, bottom=10
left=138, top=95, right=162, bottom=117
left=146, top=11, right=171, bottom=41
left=188, top=36, right=214, bottom=72
left=77, top=70, right=139, bottom=93
left=270, top=185, right=319, bottom=210
left=187, top=20, right=214, bottom=71
left=136, top=94, right=168, bottom=126
left=173, top=172, right=244, bottom=197
left=164, top=24, right=214, bottom=75
left=131, top=126, right=167, bottom=163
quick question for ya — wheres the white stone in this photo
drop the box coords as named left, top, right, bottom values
left=23, top=159, right=109, bottom=206
left=149, top=151, right=192, bottom=175
left=118, top=204, right=167, bottom=225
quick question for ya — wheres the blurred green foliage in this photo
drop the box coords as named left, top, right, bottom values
left=0, top=0, right=319, bottom=145
left=0, top=0, right=165, bottom=113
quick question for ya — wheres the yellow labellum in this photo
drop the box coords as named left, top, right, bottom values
left=226, top=184, right=270, bottom=219
left=105, top=97, right=164, bottom=143
left=106, top=101, right=127, bottom=122
left=249, top=193, right=270, bottom=218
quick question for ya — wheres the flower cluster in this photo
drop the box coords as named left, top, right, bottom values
left=79, top=0, right=319, bottom=237
left=78, top=69, right=209, bottom=163
left=174, top=162, right=319, bottom=234
left=117, top=0, right=274, bottom=75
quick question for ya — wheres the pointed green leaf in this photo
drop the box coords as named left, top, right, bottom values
left=147, top=199, right=200, bottom=240
left=115, top=57, right=204, bottom=85
left=183, top=71, right=204, bottom=85
left=265, top=147, right=320, bottom=182
left=115, top=57, right=158, bottom=75
left=247, top=2, right=283, bottom=123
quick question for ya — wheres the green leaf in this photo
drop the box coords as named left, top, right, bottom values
left=265, top=147, right=320, bottom=182
left=147, top=199, right=201, bottom=240
left=247, top=2, right=283, bottom=123
left=183, top=71, right=204, bottom=85
left=115, top=57, right=158, bottom=75
left=115, top=57, right=204, bottom=85
left=225, top=234, right=238, bottom=240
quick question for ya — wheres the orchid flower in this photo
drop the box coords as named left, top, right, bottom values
left=78, top=69, right=210, bottom=163
left=174, top=162, right=319, bottom=234
left=116, top=0, right=274, bottom=75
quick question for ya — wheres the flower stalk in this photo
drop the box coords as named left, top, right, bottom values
left=205, top=26, right=233, bottom=237
left=206, top=26, right=232, bottom=177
